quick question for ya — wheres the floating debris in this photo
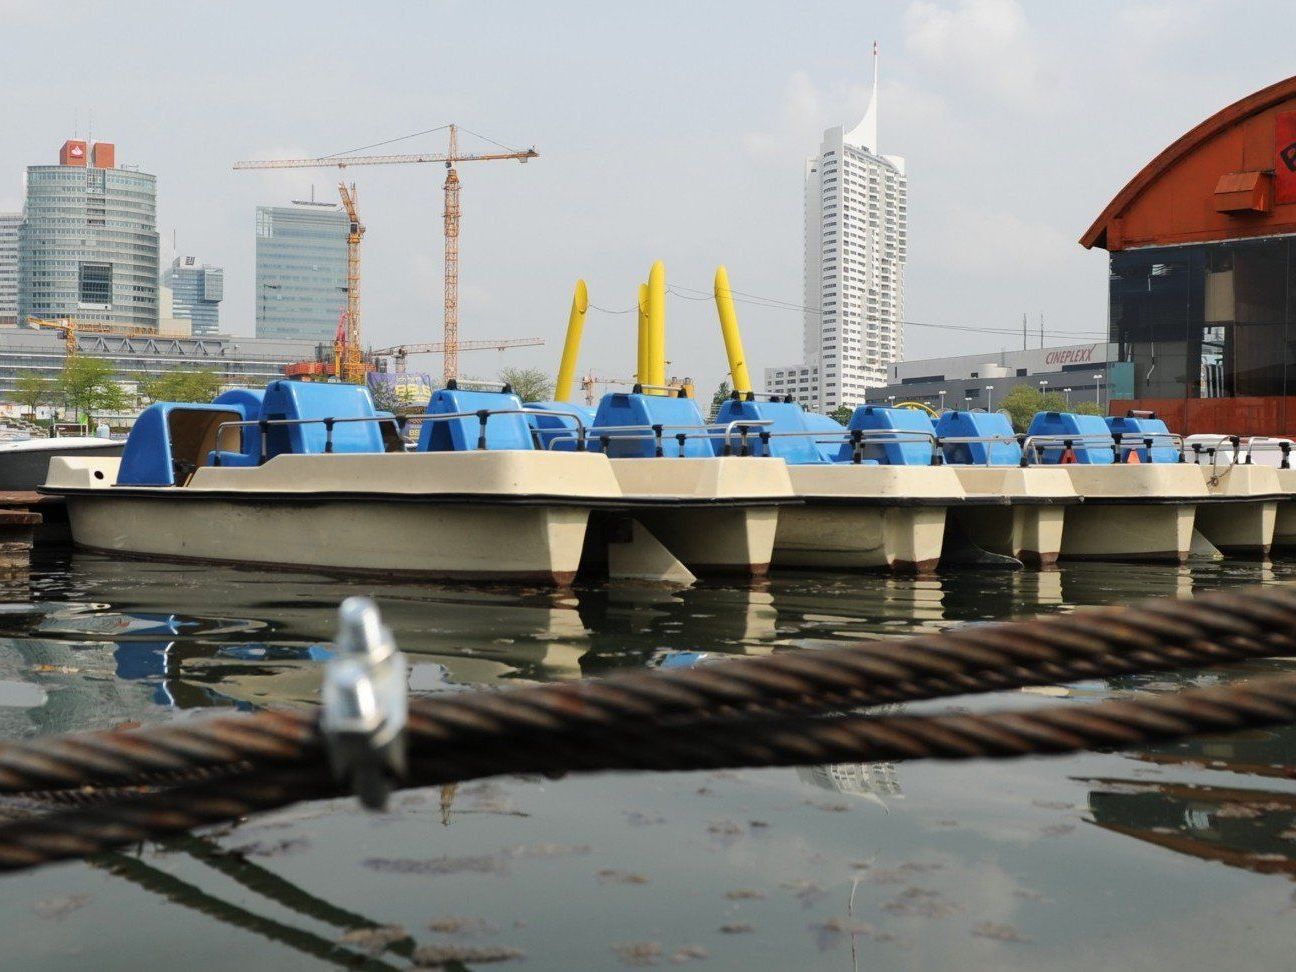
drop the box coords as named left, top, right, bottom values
left=338, top=924, right=409, bottom=954
left=971, top=921, right=1031, bottom=943
left=598, top=869, right=651, bottom=885
left=411, top=943, right=524, bottom=967
left=33, top=894, right=90, bottom=920
left=882, top=887, right=959, bottom=919
left=426, top=916, right=499, bottom=936
left=612, top=941, right=662, bottom=966
left=724, top=888, right=765, bottom=900
left=719, top=923, right=754, bottom=934
left=669, top=944, right=709, bottom=964
left=364, top=855, right=505, bottom=876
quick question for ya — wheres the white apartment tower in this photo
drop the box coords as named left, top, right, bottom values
left=765, top=45, right=907, bottom=412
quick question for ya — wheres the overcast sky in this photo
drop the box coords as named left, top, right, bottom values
left=2, top=0, right=1293, bottom=393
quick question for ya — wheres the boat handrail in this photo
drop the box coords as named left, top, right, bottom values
left=545, top=419, right=778, bottom=456
left=211, top=407, right=590, bottom=461
left=1020, top=432, right=1185, bottom=466
left=1188, top=434, right=1295, bottom=472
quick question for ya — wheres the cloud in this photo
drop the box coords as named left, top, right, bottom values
left=902, top=0, right=1049, bottom=107
left=741, top=71, right=873, bottom=165
left=916, top=202, right=1074, bottom=274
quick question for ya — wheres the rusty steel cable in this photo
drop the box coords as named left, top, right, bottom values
left=2, top=583, right=1296, bottom=797
left=3, top=671, right=1296, bottom=872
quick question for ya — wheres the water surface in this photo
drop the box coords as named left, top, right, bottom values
left=1, top=550, right=1295, bottom=970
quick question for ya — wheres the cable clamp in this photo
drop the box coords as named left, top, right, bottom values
left=321, top=597, right=408, bottom=810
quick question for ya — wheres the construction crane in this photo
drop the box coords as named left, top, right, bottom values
left=336, top=182, right=366, bottom=383
left=372, top=337, right=545, bottom=375
left=579, top=371, right=694, bottom=407
left=29, top=317, right=157, bottom=357
left=234, top=125, right=539, bottom=384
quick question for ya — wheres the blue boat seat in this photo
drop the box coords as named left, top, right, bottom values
left=590, top=393, right=712, bottom=458
left=255, top=380, right=385, bottom=458
left=836, top=406, right=934, bottom=465
left=712, top=398, right=829, bottom=463
left=935, top=411, right=1022, bottom=465
left=120, top=402, right=254, bottom=486
left=1026, top=412, right=1115, bottom=464
left=1105, top=414, right=1178, bottom=463
left=525, top=401, right=596, bottom=452
left=418, top=388, right=534, bottom=451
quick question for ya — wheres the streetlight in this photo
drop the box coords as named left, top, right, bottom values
left=1063, top=387, right=1072, bottom=407
left=938, top=389, right=947, bottom=412
left=963, top=396, right=972, bottom=409
left=1092, top=373, right=1103, bottom=410
left=985, top=385, right=994, bottom=411
left=886, top=395, right=896, bottom=407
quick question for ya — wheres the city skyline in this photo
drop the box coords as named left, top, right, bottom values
left=3, top=2, right=1296, bottom=395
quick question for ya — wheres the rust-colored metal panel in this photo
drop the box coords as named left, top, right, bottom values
left=1082, top=75, right=1296, bottom=250
left=1213, top=171, right=1272, bottom=213
left=58, top=140, right=87, bottom=167
left=90, top=142, right=115, bottom=169
left=1111, top=397, right=1296, bottom=437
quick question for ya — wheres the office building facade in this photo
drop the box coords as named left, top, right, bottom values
left=162, top=256, right=223, bottom=336
left=17, top=140, right=159, bottom=329
left=0, top=212, right=19, bottom=325
left=254, top=202, right=348, bottom=341
left=766, top=45, right=908, bottom=412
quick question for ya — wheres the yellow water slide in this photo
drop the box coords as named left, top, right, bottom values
left=713, top=265, right=751, bottom=394
left=554, top=279, right=589, bottom=402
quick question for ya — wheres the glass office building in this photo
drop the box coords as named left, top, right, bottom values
left=17, top=141, right=159, bottom=329
left=254, top=202, right=348, bottom=341
left=163, top=256, right=224, bottom=336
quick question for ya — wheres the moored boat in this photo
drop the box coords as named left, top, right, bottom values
left=0, top=435, right=123, bottom=491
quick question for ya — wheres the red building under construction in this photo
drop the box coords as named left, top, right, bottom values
left=1084, top=74, right=1296, bottom=436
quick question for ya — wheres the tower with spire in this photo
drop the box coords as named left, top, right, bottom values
left=765, top=42, right=908, bottom=412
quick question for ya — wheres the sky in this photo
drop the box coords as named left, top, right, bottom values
left=3, top=0, right=1295, bottom=395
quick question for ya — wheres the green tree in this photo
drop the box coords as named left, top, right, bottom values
left=998, top=385, right=1070, bottom=433
left=137, top=369, right=223, bottom=405
left=57, top=357, right=128, bottom=429
left=710, top=380, right=732, bottom=418
left=11, top=373, right=51, bottom=419
left=1073, top=400, right=1105, bottom=417
left=828, top=405, right=853, bottom=425
left=499, top=367, right=554, bottom=403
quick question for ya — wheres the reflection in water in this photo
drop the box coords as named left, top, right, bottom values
left=796, top=763, right=903, bottom=809
left=1084, top=779, right=1296, bottom=878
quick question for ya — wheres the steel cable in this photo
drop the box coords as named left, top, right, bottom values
left=2, top=671, right=1296, bottom=871
left=1, top=584, right=1295, bottom=796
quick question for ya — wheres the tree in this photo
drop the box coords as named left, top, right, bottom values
left=710, top=380, right=732, bottom=418
left=11, top=373, right=51, bottom=419
left=56, top=357, right=128, bottom=429
left=137, top=369, right=223, bottom=405
left=997, top=385, right=1070, bottom=433
left=1073, top=400, right=1105, bottom=417
left=499, top=367, right=554, bottom=403
left=828, top=405, right=853, bottom=425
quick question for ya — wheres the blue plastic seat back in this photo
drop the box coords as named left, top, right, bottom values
left=1105, top=415, right=1178, bottom=463
left=1026, top=412, right=1114, bottom=464
left=525, top=401, right=596, bottom=452
left=418, top=388, right=533, bottom=451
left=935, top=411, right=1022, bottom=465
left=210, top=388, right=265, bottom=460
left=836, top=406, right=934, bottom=465
left=120, top=402, right=254, bottom=486
left=258, top=380, right=384, bottom=457
left=712, top=399, right=828, bottom=463
left=590, top=393, right=711, bottom=458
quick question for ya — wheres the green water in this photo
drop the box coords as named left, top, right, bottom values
left=1, top=551, right=1295, bottom=970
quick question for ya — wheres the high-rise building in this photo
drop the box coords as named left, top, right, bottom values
left=162, top=255, right=224, bottom=336
left=254, top=201, right=348, bottom=341
left=765, top=46, right=908, bottom=412
left=0, top=212, right=19, bottom=326
left=17, top=140, right=160, bottom=329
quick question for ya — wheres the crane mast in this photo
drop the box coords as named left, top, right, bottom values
left=337, top=182, right=365, bottom=383
left=234, top=126, right=538, bottom=386
left=442, top=126, right=461, bottom=384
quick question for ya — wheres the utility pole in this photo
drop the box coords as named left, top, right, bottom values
left=1039, top=311, right=1044, bottom=349
left=1022, top=313, right=1027, bottom=351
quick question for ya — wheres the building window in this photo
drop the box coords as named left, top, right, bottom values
left=78, top=262, right=112, bottom=306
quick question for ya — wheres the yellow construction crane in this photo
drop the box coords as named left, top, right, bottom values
left=234, top=125, right=538, bottom=384
left=29, top=317, right=157, bottom=357
left=372, top=337, right=545, bottom=375
left=336, top=182, right=366, bottom=383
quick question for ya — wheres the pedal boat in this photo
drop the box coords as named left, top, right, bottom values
left=934, top=410, right=1077, bottom=568
left=569, top=390, right=796, bottom=577
left=1023, top=412, right=1207, bottom=564
left=41, top=381, right=626, bottom=585
left=1181, top=433, right=1285, bottom=559
left=714, top=399, right=976, bottom=572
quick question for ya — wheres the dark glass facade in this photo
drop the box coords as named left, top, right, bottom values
left=1111, top=237, right=1296, bottom=399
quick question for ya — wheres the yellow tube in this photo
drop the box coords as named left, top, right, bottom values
left=555, top=279, right=589, bottom=402
left=636, top=282, right=649, bottom=386
left=647, top=260, right=666, bottom=392
left=713, top=265, right=751, bottom=394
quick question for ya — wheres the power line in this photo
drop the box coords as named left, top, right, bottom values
left=319, top=125, right=452, bottom=160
